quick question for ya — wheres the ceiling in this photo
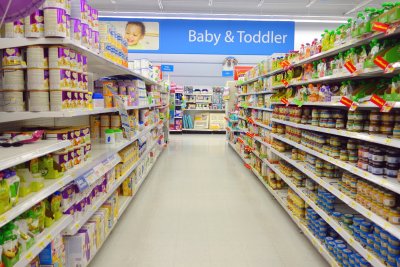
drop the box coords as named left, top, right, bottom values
left=92, top=0, right=388, bottom=23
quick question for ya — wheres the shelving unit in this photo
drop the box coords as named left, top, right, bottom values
left=230, top=16, right=400, bottom=266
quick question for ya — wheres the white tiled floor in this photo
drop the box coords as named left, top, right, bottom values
left=90, top=134, right=329, bottom=267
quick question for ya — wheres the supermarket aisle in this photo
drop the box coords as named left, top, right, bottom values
left=90, top=135, right=328, bottom=267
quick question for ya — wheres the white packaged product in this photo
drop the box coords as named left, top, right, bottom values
left=49, top=69, right=71, bottom=90
left=24, top=9, right=44, bottom=37
left=2, top=69, right=24, bottom=90
left=43, top=0, right=66, bottom=8
left=49, top=46, right=70, bottom=69
left=4, top=19, right=24, bottom=38
left=140, top=59, right=150, bottom=69
left=3, top=91, right=25, bottom=112
left=44, top=7, right=67, bottom=37
left=27, top=68, right=49, bottom=90
left=141, top=68, right=150, bottom=78
left=50, top=90, right=72, bottom=110
left=27, top=46, right=48, bottom=68
left=28, top=90, right=50, bottom=111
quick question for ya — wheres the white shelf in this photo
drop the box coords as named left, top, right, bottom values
left=15, top=215, right=73, bottom=267
left=0, top=38, right=158, bottom=84
left=228, top=141, right=339, bottom=267
left=63, top=139, right=160, bottom=235
left=270, top=66, right=400, bottom=91
left=0, top=140, right=71, bottom=171
left=183, top=128, right=226, bottom=132
left=0, top=104, right=160, bottom=123
left=266, top=162, right=385, bottom=267
left=238, top=27, right=400, bottom=86
left=83, top=147, right=164, bottom=267
left=237, top=115, right=271, bottom=130
left=184, top=109, right=225, bottom=112
left=271, top=133, right=400, bottom=195
left=272, top=118, right=400, bottom=149
left=240, top=106, right=274, bottom=112
left=238, top=91, right=274, bottom=96
left=270, top=146, right=400, bottom=240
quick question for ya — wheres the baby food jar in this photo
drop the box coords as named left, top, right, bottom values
left=390, top=208, right=400, bottom=225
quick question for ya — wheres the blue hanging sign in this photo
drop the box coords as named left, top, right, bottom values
left=222, top=70, right=234, bottom=77
left=161, top=64, right=174, bottom=72
left=100, top=18, right=295, bottom=55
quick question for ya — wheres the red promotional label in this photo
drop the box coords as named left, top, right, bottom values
left=281, top=79, right=289, bottom=88
left=245, top=145, right=253, bottom=152
left=244, top=163, right=252, bottom=169
left=372, top=22, right=390, bottom=33
left=344, top=61, right=357, bottom=74
left=281, top=98, right=290, bottom=106
left=246, top=132, right=255, bottom=138
left=247, top=117, right=254, bottom=124
left=340, top=96, right=359, bottom=111
left=374, top=56, right=394, bottom=73
left=280, top=60, right=291, bottom=68
left=237, top=138, right=244, bottom=144
left=370, top=94, right=394, bottom=112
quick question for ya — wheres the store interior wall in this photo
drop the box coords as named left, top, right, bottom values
left=128, top=22, right=341, bottom=86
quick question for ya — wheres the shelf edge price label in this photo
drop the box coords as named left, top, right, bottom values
left=247, top=117, right=254, bottom=124
left=280, top=60, right=291, bottom=69
left=340, top=96, right=359, bottom=111
left=373, top=56, right=395, bottom=73
left=281, top=79, right=289, bottom=88
left=372, top=21, right=390, bottom=33
left=246, top=132, right=255, bottom=139
left=280, top=97, right=290, bottom=106
left=344, top=61, right=358, bottom=75
left=244, top=163, right=252, bottom=170
left=370, top=94, right=394, bottom=113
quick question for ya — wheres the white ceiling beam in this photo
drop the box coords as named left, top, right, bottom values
left=344, top=0, right=374, bottom=15
left=305, top=0, right=317, bottom=8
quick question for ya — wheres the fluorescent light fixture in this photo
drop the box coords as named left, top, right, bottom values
left=110, top=0, right=116, bottom=3
left=99, top=11, right=347, bottom=23
left=344, top=0, right=374, bottom=15
left=208, top=0, right=213, bottom=6
left=158, top=0, right=164, bottom=10
left=305, top=0, right=317, bottom=8
left=257, top=0, right=264, bottom=7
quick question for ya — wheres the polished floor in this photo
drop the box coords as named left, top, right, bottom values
left=90, top=134, right=328, bottom=267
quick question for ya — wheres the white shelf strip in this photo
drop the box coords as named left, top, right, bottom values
left=237, top=115, right=272, bottom=130
left=238, top=27, right=400, bottom=86
left=268, top=162, right=385, bottom=267
left=15, top=215, right=73, bottom=267
left=272, top=118, right=400, bottom=149
left=238, top=91, right=275, bottom=96
left=240, top=106, right=274, bottom=112
left=0, top=38, right=158, bottom=85
left=0, top=140, right=71, bottom=171
left=183, top=109, right=225, bottom=112
left=0, top=104, right=160, bottom=123
left=271, top=133, right=400, bottom=195
left=63, top=139, right=161, bottom=235
left=82, top=147, right=164, bottom=267
left=269, top=146, right=400, bottom=240
left=228, top=141, right=339, bottom=267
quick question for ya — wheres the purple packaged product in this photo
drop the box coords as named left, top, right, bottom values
left=49, top=68, right=71, bottom=90
left=2, top=47, right=22, bottom=66
left=77, top=228, right=91, bottom=262
left=70, top=71, right=78, bottom=90
left=82, top=55, right=87, bottom=73
left=25, top=9, right=44, bottom=37
left=68, top=149, right=75, bottom=167
left=69, top=49, right=77, bottom=69
left=49, top=46, right=69, bottom=68
left=64, top=205, right=75, bottom=217
left=93, top=31, right=99, bottom=50
left=81, top=23, right=89, bottom=46
left=53, top=150, right=69, bottom=172
left=78, top=91, right=84, bottom=108
left=66, top=14, right=70, bottom=37
left=76, top=53, right=82, bottom=72
left=67, top=128, right=75, bottom=142
left=70, top=18, right=81, bottom=42
left=88, top=27, right=93, bottom=48
left=91, top=8, right=98, bottom=29
left=82, top=74, right=88, bottom=91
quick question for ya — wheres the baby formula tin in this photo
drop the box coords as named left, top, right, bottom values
left=27, top=68, right=49, bottom=90
left=43, top=0, right=66, bottom=8
left=28, top=90, right=50, bottom=111
left=2, top=91, right=25, bottom=112
left=81, top=23, right=89, bottom=47
left=66, top=14, right=71, bottom=38
left=49, top=69, right=71, bottom=90
left=49, top=46, right=70, bottom=69
left=50, top=90, right=72, bottom=110
left=70, top=18, right=81, bottom=42
left=27, top=46, right=48, bottom=68
left=2, top=47, right=22, bottom=66
left=2, top=69, right=24, bottom=90
left=5, top=19, right=24, bottom=38
left=44, top=7, right=67, bottom=37
left=24, top=9, right=44, bottom=37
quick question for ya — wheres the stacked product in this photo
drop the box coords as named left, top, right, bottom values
left=128, top=59, right=155, bottom=80
left=98, top=22, right=128, bottom=67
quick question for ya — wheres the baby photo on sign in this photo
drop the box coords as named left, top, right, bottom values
left=108, top=21, right=160, bottom=50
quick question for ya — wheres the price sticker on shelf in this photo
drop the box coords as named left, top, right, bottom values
left=75, top=224, right=80, bottom=230
left=370, top=94, right=394, bottom=113
left=244, top=163, right=252, bottom=170
left=280, top=97, right=290, bottom=106
left=366, top=253, right=373, bottom=261
left=280, top=60, right=291, bottom=68
left=348, top=237, right=355, bottom=245
left=38, top=241, right=45, bottom=249
left=374, top=56, right=395, bottom=73
left=340, top=96, right=359, bottom=111
left=247, top=117, right=255, bottom=124
left=383, top=222, right=391, bottom=230
left=281, top=80, right=290, bottom=88
left=46, top=234, right=53, bottom=241
left=344, top=61, right=358, bottom=75
left=0, top=214, right=7, bottom=223
left=25, top=252, right=33, bottom=261
left=349, top=201, right=357, bottom=209
left=372, top=21, right=390, bottom=33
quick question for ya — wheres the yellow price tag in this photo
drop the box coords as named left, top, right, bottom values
left=38, top=241, right=45, bottom=248
left=367, top=253, right=373, bottom=261
left=46, top=234, right=52, bottom=241
left=25, top=252, right=33, bottom=261
left=383, top=222, right=391, bottom=229
left=349, top=201, right=356, bottom=208
left=57, top=180, right=64, bottom=187
left=366, top=211, right=372, bottom=219
left=0, top=214, right=7, bottom=223
left=349, top=237, right=355, bottom=245
left=381, top=179, right=388, bottom=186
left=75, top=224, right=80, bottom=230
left=326, top=217, right=331, bottom=223
left=385, top=139, right=392, bottom=145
